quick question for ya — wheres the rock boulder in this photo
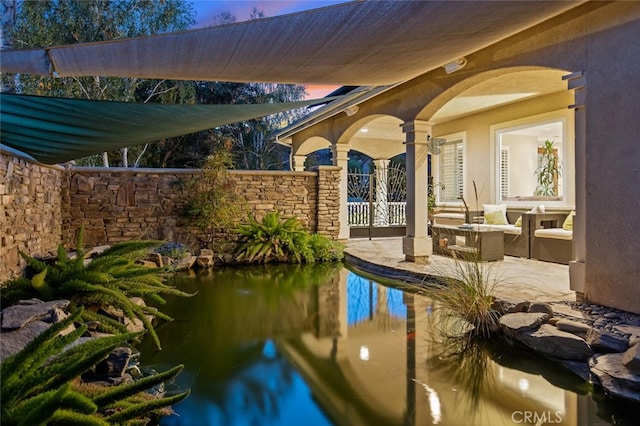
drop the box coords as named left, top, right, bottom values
left=586, top=329, right=629, bottom=353
left=499, top=312, right=549, bottom=333
left=516, top=324, right=592, bottom=361
left=590, top=353, right=640, bottom=404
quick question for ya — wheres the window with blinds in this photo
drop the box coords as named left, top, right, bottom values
left=500, top=147, right=509, bottom=199
left=439, top=140, right=464, bottom=202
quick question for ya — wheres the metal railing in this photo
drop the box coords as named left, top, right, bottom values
left=348, top=201, right=407, bottom=226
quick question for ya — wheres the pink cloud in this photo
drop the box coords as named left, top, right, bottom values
left=192, top=1, right=349, bottom=28
left=305, top=84, right=340, bottom=99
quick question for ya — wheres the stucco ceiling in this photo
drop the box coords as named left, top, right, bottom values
left=351, top=69, right=569, bottom=157
left=431, top=69, right=568, bottom=123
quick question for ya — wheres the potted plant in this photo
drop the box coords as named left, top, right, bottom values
left=534, top=140, right=561, bottom=197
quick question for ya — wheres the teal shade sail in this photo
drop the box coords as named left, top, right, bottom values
left=0, top=94, right=333, bottom=164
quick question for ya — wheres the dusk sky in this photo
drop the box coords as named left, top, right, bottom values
left=190, top=0, right=351, bottom=98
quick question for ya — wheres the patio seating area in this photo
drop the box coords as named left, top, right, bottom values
left=348, top=203, right=574, bottom=265
left=344, top=237, right=574, bottom=304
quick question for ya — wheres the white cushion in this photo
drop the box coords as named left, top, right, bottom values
left=534, top=228, right=573, bottom=240
left=478, top=224, right=521, bottom=235
left=434, top=213, right=465, bottom=220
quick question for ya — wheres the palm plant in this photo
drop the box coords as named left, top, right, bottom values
left=0, top=309, right=189, bottom=425
left=1, top=228, right=193, bottom=350
left=535, top=139, right=561, bottom=197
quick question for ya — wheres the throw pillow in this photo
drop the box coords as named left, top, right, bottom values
left=483, top=204, right=508, bottom=225
left=562, top=211, right=575, bottom=231
left=514, top=216, right=522, bottom=227
left=529, top=204, right=545, bottom=214
left=485, top=210, right=509, bottom=225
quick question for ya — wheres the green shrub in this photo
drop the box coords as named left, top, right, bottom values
left=0, top=228, right=193, bottom=350
left=307, top=233, right=344, bottom=263
left=234, top=211, right=344, bottom=264
left=183, top=151, right=246, bottom=251
left=0, top=309, right=189, bottom=426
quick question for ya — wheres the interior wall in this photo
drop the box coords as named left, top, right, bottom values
left=432, top=91, right=575, bottom=208
left=502, top=134, right=538, bottom=197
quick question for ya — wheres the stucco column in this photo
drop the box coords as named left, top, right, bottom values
left=565, top=71, right=586, bottom=295
left=292, top=154, right=306, bottom=172
left=402, top=121, right=431, bottom=263
left=331, top=143, right=350, bottom=240
left=373, top=159, right=390, bottom=226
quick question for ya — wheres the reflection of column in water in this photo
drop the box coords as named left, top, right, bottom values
left=333, top=268, right=349, bottom=362
left=315, top=266, right=342, bottom=339
left=376, top=283, right=388, bottom=316
left=404, top=292, right=416, bottom=426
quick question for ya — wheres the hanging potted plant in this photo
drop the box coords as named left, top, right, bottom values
left=534, top=140, right=561, bottom=197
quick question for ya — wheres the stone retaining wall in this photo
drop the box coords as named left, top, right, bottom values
left=1, top=152, right=66, bottom=280
left=63, top=167, right=340, bottom=249
left=1, top=152, right=342, bottom=282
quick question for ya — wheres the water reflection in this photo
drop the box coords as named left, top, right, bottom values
left=139, top=264, right=634, bottom=425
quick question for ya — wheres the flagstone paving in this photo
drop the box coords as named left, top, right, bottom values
left=344, top=237, right=574, bottom=303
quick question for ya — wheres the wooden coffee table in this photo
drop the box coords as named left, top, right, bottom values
left=432, top=225, right=504, bottom=261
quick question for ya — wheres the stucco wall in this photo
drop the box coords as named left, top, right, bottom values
left=0, top=152, right=66, bottom=280
left=579, top=17, right=640, bottom=314
left=1, top=153, right=342, bottom=282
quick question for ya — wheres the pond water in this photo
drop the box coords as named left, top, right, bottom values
left=139, top=264, right=635, bottom=426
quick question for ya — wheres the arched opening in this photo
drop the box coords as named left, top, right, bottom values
left=425, top=68, right=574, bottom=211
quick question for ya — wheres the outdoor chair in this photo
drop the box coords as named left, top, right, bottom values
left=526, top=212, right=574, bottom=264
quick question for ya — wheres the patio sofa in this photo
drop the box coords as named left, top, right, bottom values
left=464, top=206, right=530, bottom=258
left=527, top=211, right=574, bottom=264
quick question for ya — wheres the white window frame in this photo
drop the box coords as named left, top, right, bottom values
left=491, top=112, right=571, bottom=207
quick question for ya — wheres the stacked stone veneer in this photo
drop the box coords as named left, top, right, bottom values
left=1, top=153, right=65, bottom=280
left=1, top=151, right=342, bottom=281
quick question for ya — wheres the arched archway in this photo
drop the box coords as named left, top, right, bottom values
left=401, top=67, right=576, bottom=263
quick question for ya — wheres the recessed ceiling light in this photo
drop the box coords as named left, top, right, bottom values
left=361, top=128, right=369, bottom=133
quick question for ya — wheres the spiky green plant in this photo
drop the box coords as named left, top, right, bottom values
left=424, top=259, right=501, bottom=342
left=0, top=228, right=193, bottom=350
left=234, top=211, right=309, bottom=263
left=0, top=309, right=189, bottom=426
